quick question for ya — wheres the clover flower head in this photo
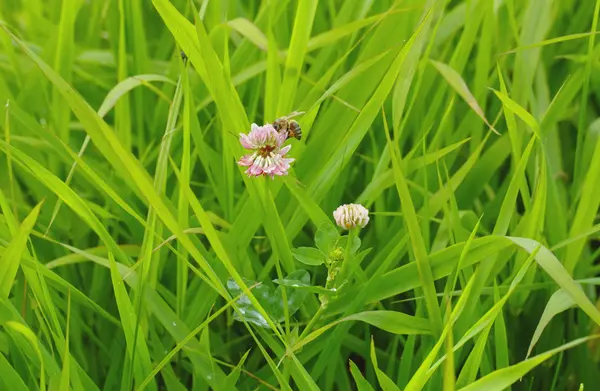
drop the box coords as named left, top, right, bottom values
left=333, top=203, right=369, bottom=229
left=238, top=123, right=295, bottom=178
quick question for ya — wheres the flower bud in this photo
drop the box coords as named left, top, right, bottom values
left=333, top=203, right=369, bottom=229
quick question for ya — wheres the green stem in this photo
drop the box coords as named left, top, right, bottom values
left=300, top=303, right=327, bottom=341
left=337, top=228, right=358, bottom=285
left=264, top=179, right=290, bottom=336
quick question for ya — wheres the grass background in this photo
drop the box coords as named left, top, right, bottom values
left=1, top=0, right=600, bottom=390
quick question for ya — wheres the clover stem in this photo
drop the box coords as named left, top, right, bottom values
left=264, top=178, right=290, bottom=336
left=337, top=228, right=358, bottom=285
left=299, top=303, right=327, bottom=341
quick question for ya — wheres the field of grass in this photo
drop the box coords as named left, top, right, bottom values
left=1, top=0, right=600, bottom=390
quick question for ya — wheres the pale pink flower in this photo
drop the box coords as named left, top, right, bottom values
left=333, top=204, right=369, bottom=229
left=238, top=123, right=295, bottom=178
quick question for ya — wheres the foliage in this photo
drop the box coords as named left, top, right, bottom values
left=1, top=0, right=600, bottom=390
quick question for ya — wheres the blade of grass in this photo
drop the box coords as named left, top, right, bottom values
left=565, top=137, right=600, bottom=273
left=508, top=237, right=600, bottom=325
left=58, top=290, right=70, bottom=391
left=0, top=352, right=29, bottom=391
left=526, top=288, right=575, bottom=358
left=107, top=252, right=157, bottom=391
left=369, top=338, right=401, bottom=391
left=457, top=336, right=600, bottom=391
left=574, top=0, right=600, bottom=189
left=0, top=203, right=41, bottom=299
left=115, top=0, right=132, bottom=150
left=431, top=60, right=498, bottom=135
left=276, top=0, right=318, bottom=116
left=350, top=359, right=375, bottom=391
left=404, top=273, right=476, bottom=391
left=383, top=106, right=443, bottom=336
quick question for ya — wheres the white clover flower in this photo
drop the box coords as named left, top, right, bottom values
left=333, top=203, right=369, bottom=229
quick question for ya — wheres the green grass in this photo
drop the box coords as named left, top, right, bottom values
left=1, top=0, right=600, bottom=390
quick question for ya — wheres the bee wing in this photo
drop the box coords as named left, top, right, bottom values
left=280, top=111, right=305, bottom=121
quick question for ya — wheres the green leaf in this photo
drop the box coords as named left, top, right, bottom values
left=58, top=291, right=71, bottom=391
left=0, top=352, right=29, bottom=391
left=326, top=237, right=513, bottom=315
left=384, top=91, right=443, bottom=336
left=404, top=274, right=477, bottom=391
left=288, top=353, right=321, bottom=391
left=458, top=337, right=598, bottom=391
left=490, top=88, right=541, bottom=139
left=152, top=0, right=249, bottom=133
left=223, top=350, right=250, bottom=389
left=274, top=270, right=311, bottom=320
left=107, top=253, right=156, bottom=391
left=226, top=278, right=280, bottom=328
left=284, top=177, right=332, bottom=229
left=349, top=360, right=375, bottom=391
left=0, top=203, right=41, bottom=299
left=370, top=338, right=402, bottom=391
left=227, top=18, right=267, bottom=51
left=4, top=321, right=47, bottom=390
left=500, top=32, right=600, bottom=55
left=508, top=237, right=600, bottom=326
left=315, top=223, right=340, bottom=253
left=431, top=60, right=498, bottom=134
left=526, top=288, right=575, bottom=358
left=276, top=0, right=318, bottom=115
left=565, top=136, right=600, bottom=273
left=493, top=284, right=509, bottom=373
left=306, top=9, right=401, bottom=52
left=273, top=277, right=337, bottom=296
left=295, top=308, right=432, bottom=354
left=456, top=322, right=493, bottom=388
left=337, top=235, right=362, bottom=255
left=292, top=247, right=326, bottom=266
left=227, top=270, right=310, bottom=327
left=97, top=74, right=174, bottom=118
left=345, top=311, right=431, bottom=335
left=136, top=288, right=241, bottom=391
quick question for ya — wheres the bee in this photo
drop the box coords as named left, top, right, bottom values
left=272, top=111, right=304, bottom=140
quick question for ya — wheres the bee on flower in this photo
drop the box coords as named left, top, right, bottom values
left=333, top=203, right=369, bottom=229
left=237, top=123, right=295, bottom=178
left=272, top=111, right=303, bottom=140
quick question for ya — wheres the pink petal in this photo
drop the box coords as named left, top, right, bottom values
left=262, top=160, right=277, bottom=174
left=238, top=154, right=254, bottom=166
left=279, top=144, right=292, bottom=156
left=249, top=164, right=263, bottom=176
left=273, top=160, right=289, bottom=176
left=276, top=131, right=287, bottom=145
left=239, top=133, right=254, bottom=149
